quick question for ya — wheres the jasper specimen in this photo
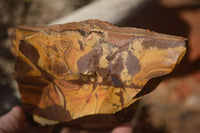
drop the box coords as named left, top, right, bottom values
left=11, top=20, right=186, bottom=127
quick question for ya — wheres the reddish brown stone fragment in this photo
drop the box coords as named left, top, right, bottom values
left=11, top=19, right=186, bottom=128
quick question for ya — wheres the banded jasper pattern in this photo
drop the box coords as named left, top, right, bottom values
left=12, top=20, right=186, bottom=127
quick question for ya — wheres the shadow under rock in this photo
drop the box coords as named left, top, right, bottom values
left=133, top=105, right=168, bottom=133
left=0, top=80, right=22, bottom=116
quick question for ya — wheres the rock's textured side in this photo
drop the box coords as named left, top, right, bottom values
left=12, top=20, right=186, bottom=128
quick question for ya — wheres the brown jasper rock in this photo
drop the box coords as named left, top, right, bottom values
left=11, top=20, right=186, bottom=129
